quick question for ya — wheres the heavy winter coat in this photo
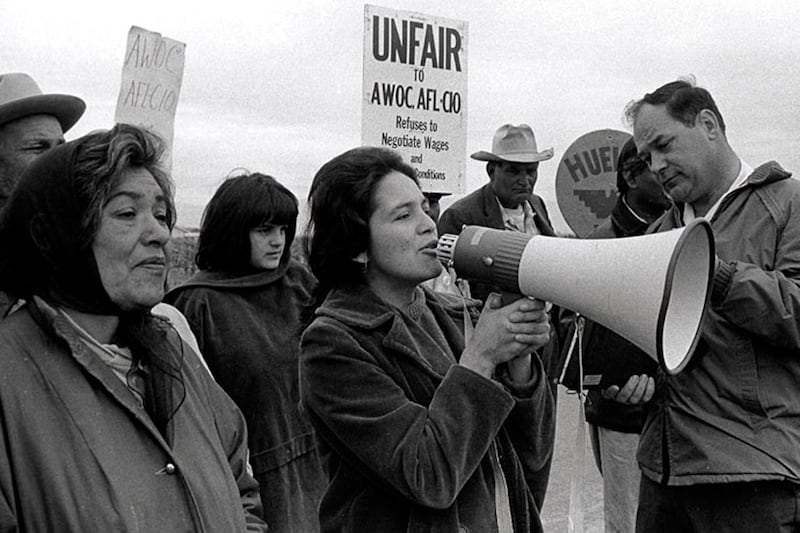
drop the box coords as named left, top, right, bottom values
left=166, top=260, right=326, bottom=533
left=300, top=285, right=555, bottom=533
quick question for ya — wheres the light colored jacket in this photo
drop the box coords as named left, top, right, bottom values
left=0, top=298, right=267, bottom=532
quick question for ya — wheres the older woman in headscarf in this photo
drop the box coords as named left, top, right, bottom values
left=0, top=123, right=267, bottom=532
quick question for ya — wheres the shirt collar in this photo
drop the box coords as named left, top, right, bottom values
left=684, top=157, right=753, bottom=223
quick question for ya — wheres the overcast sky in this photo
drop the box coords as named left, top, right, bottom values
left=4, top=0, right=799, bottom=232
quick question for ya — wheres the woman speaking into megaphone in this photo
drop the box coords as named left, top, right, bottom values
left=299, top=146, right=555, bottom=533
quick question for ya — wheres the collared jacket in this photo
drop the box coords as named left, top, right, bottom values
left=639, top=161, right=800, bottom=485
left=299, top=285, right=555, bottom=533
left=166, top=259, right=326, bottom=533
left=0, top=297, right=267, bottom=532
left=437, top=183, right=555, bottom=237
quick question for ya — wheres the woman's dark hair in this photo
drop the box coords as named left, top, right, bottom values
left=305, top=147, right=417, bottom=303
left=625, top=77, right=726, bottom=134
left=73, top=123, right=176, bottom=247
left=195, top=172, right=298, bottom=272
left=0, top=123, right=174, bottom=310
left=0, top=123, right=185, bottom=436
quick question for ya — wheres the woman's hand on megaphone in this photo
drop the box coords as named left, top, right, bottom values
left=602, top=374, right=655, bottom=405
left=459, top=293, right=550, bottom=379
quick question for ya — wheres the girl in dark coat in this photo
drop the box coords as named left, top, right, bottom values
left=166, top=173, right=326, bottom=533
left=300, top=147, right=556, bottom=533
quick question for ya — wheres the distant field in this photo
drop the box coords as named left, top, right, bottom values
left=166, top=233, right=198, bottom=290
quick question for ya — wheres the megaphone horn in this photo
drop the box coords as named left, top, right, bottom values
left=437, top=219, right=715, bottom=374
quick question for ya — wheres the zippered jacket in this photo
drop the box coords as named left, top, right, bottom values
left=639, top=161, right=800, bottom=485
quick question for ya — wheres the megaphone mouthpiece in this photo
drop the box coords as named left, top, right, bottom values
left=438, top=227, right=532, bottom=294
left=436, top=233, right=458, bottom=267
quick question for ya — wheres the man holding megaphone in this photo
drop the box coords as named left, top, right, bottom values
left=624, top=77, right=800, bottom=532
left=438, top=123, right=558, bottom=303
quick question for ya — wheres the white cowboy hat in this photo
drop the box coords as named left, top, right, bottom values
left=471, top=123, right=554, bottom=163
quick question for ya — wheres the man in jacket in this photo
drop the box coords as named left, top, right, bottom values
left=437, top=123, right=560, bottom=509
left=620, top=78, right=800, bottom=532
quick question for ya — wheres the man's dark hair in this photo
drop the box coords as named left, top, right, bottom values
left=195, top=172, right=298, bottom=272
left=625, top=78, right=726, bottom=133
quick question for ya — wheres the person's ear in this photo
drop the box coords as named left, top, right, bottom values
left=697, top=109, right=722, bottom=140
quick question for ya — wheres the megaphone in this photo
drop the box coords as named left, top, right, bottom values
left=437, top=219, right=715, bottom=374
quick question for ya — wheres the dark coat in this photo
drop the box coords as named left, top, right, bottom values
left=300, top=285, right=555, bottom=533
left=640, top=162, right=800, bottom=485
left=0, top=297, right=266, bottom=532
left=437, top=183, right=555, bottom=237
left=166, top=260, right=326, bottom=533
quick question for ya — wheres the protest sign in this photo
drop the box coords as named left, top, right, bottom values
left=114, top=26, right=185, bottom=171
left=362, top=5, right=467, bottom=194
left=556, top=129, right=631, bottom=237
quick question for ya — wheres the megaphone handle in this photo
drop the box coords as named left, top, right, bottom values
left=500, top=291, right=550, bottom=384
left=500, top=291, right=552, bottom=312
left=500, top=291, right=523, bottom=306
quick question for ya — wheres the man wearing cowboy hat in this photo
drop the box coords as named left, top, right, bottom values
left=0, top=73, right=85, bottom=317
left=438, top=123, right=558, bottom=302
left=0, top=72, right=85, bottom=211
left=437, top=123, right=561, bottom=510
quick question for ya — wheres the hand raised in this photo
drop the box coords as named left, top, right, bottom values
left=460, top=293, right=550, bottom=379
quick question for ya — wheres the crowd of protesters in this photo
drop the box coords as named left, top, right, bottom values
left=0, top=71, right=798, bottom=533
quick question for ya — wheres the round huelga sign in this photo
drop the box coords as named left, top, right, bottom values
left=555, top=129, right=631, bottom=237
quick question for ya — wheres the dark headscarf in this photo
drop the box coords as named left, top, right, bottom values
left=0, top=134, right=185, bottom=441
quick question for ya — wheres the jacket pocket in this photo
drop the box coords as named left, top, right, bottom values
left=249, top=431, right=317, bottom=475
left=732, top=336, right=767, bottom=420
